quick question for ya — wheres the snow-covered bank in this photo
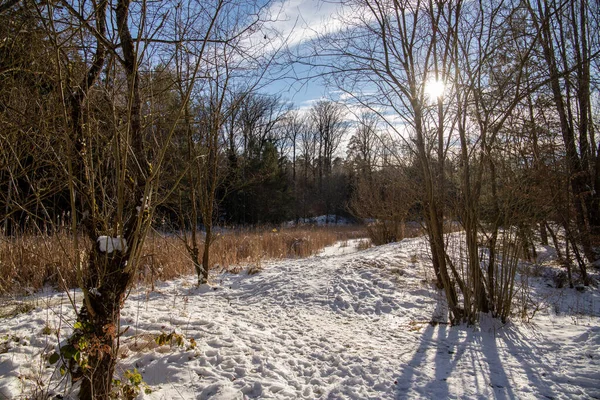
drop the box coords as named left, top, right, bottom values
left=1, top=236, right=599, bottom=399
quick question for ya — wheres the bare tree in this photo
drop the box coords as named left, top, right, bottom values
left=221, top=91, right=291, bottom=224
left=306, top=0, right=563, bottom=322
left=36, top=0, right=236, bottom=396
left=281, top=110, right=309, bottom=220
left=297, top=118, right=318, bottom=218
left=347, top=112, right=379, bottom=177
left=307, top=0, right=464, bottom=321
left=526, top=0, right=600, bottom=272
left=239, top=93, right=290, bottom=158
left=446, top=0, right=547, bottom=321
left=173, top=0, right=287, bottom=280
left=310, top=100, right=347, bottom=190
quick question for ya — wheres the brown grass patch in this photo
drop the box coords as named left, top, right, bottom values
left=0, top=232, right=87, bottom=294
left=0, top=225, right=367, bottom=295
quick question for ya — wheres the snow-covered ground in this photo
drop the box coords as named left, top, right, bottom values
left=1, top=236, right=599, bottom=399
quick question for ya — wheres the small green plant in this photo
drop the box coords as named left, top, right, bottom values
left=48, top=321, right=94, bottom=375
left=1, top=334, right=24, bottom=354
left=155, top=331, right=196, bottom=350
left=15, top=302, right=35, bottom=315
left=113, top=368, right=151, bottom=399
left=41, top=324, right=53, bottom=335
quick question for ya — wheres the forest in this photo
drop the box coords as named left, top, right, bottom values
left=0, top=0, right=599, bottom=398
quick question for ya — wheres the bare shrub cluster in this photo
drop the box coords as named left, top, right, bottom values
left=363, top=221, right=425, bottom=246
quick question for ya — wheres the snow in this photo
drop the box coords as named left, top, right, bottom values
left=318, top=238, right=367, bottom=257
left=285, top=215, right=354, bottom=226
left=97, top=235, right=128, bottom=253
left=1, top=236, right=599, bottom=399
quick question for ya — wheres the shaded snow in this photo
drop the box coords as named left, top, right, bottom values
left=1, top=236, right=599, bottom=399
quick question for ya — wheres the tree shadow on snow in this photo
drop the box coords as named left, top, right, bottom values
left=393, top=293, right=469, bottom=399
left=494, top=326, right=562, bottom=399
left=393, top=294, right=558, bottom=399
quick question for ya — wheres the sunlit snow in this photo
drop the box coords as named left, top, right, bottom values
left=97, top=236, right=128, bottom=254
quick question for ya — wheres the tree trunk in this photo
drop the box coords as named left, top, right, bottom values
left=78, top=244, right=131, bottom=400
left=75, top=1, right=149, bottom=397
left=201, top=224, right=211, bottom=284
left=414, top=105, right=463, bottom=323
left=540, top=223, right=549, bottom=246
left=531, top=0, right=596, bottom=265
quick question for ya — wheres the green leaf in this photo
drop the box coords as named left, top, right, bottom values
left=73, top=322, right=83, bottom=330
left=48, top=352, right=60, bottom=365
left=60, top=344, right=77, bottom=359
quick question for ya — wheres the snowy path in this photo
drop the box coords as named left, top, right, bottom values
left=1, top=237, right=599, bottom=399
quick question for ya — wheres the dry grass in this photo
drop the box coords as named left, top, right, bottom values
left=0, top=226, right=367, bottom=295
left=0, top=232, right=86, bottom=294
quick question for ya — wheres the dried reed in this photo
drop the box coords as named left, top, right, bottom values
left=0, top=226, right=366, bottom=294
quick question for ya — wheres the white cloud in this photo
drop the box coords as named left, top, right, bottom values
left=292, top=95, right=326, bottom=115
left=254, top=0, right=347, bottom=51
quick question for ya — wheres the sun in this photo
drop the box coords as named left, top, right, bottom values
left=425, top=79, right=445, bottom=99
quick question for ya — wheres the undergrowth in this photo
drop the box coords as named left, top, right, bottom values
left=0, top=225, right=366, bottom=295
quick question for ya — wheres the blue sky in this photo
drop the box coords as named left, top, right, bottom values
left=255, top=0, right=346, bottom=112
